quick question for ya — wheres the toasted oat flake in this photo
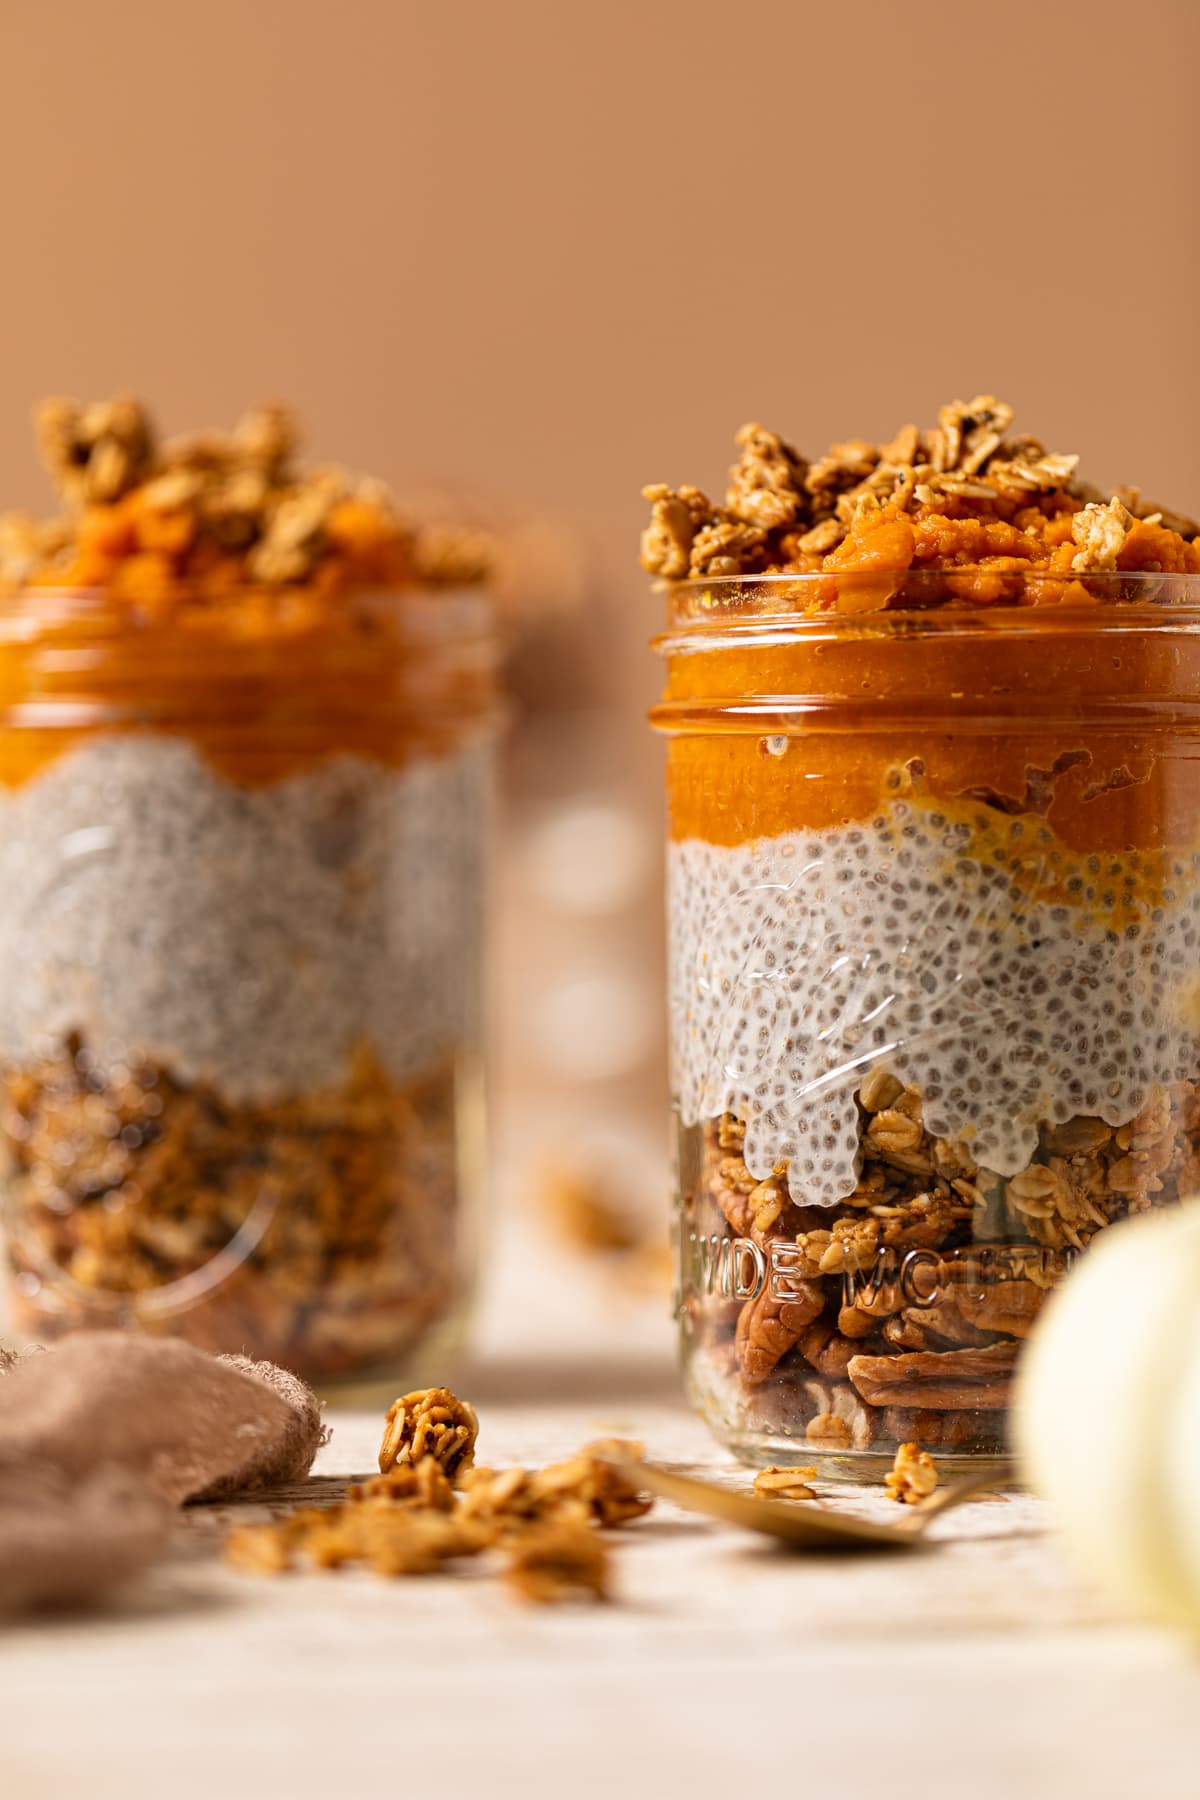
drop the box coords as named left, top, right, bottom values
left=753, top=1465, right=818, bottom=1501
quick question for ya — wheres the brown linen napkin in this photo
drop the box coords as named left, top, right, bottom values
left=0, top=1464, right=170, bottom=1616
left=0, top=1333, right=327, bottom=1614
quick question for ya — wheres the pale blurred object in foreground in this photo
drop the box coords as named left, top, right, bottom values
left=1016, top=1204, right=1200, bottom=1637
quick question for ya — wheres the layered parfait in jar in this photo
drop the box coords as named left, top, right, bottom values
left=644, top=398, right=1200, bottom=1473
left=0, top=399, right=499, bottom=1384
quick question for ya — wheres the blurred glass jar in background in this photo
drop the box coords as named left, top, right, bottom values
left=0, top=400, right=500, bottom=1387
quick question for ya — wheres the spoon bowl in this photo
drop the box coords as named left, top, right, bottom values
left=620, top=1460, right=1013, bottom=1552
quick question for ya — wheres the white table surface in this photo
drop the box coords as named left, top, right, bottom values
left=2, top=1217, right=1197, bottom=1800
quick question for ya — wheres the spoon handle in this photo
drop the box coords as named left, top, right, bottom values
left=907, top=1465, right=1017, bottom=1529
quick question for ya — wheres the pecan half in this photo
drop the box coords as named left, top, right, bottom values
left=797, top=1317, right=856, bottom=1379
left=847, top=1343, right=1015, bottom=1409
left=735, top=1281, right=824, bottom=1386
left=882, top=1407, right=992, bottom=1450
left=882, top=1315, right=940, bottom=1352
left=893, top=1294, right=995, bottom=1348
left=953, top=1277, right=1047, bottom=1340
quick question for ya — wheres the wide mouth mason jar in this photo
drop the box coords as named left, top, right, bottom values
left=652, top=568, right=1200, bottom=1477
left=0, top=583, right=500, bottom=1389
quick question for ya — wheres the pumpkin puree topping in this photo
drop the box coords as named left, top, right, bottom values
left=645, top=397, right=1200, bottom=853
left=641, top=395, right=1199, bottom=589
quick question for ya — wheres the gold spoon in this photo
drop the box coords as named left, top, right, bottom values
left=620, top=1460, right=1013, bottom=1552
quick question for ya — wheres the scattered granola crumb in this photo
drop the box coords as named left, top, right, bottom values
left=458, top=1441, right=651, bottom=1534
left=225, top=1395, right=653, bottom=1602
left=537, top=1441, right=653, bottom=1527
left=885, top=1442, right=939, bottom=1505
left=223, top=1522, right=295, bottom=1575
left=752, top=1465, right=819, bottom=1501
left=378, top=1388, right=479, bottom=1481
left=347, top=1460, right=455, bottom=1511
left=537, top=1165, right=644, bottom=1254
left=503, top=1521, right=611, bottom=1606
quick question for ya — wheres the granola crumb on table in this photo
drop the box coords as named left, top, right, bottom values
left=224, top=1390, right=644, bottom=1605
left=753, top=1465, right=818, bottom=1501
left=347, top=1461, right=455, bottom=1511
left=885, top=1443, right=939, bottom=1506
left=458, top=1440, right=651, bottom=1534
left=503, top=1522, right=611, bottom=1606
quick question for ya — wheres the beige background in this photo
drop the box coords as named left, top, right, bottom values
left=0, top=0, right=1196, bottom=1220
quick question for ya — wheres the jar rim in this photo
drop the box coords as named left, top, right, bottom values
left=665, top=571, right=1200, bottom=587
left=0, top=582, right=495, bottom=644
left=0, top=582, right=504, bottom=746
left=655, top=569, right=1200, bottom=646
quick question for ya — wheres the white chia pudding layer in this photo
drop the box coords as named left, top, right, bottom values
left=0, top=734, right=487, bottom=1100
left=669, top=802, right=1200, bottom=1200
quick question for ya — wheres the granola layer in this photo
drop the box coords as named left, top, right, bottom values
left=2, top=1043, right=467, bottom=1379
left=679, top=1070, right=1200, bottom=1461
left=0, top=732, right=487, bottom=1376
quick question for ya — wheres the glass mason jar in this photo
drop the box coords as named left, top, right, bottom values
left=652, top=569, right=1200, bottom=1476
left=0, top=584, right=499, bottom=1388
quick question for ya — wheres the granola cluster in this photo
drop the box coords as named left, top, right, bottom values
left=460, top=1439, right=654, bottom=1531
left=225, top=1389, right=652, bottom=1605
left=0, top=396, right=490, bottom=606
left=1, top=1040, right=463, bottom=1381
left=885, top=1442, right=939, bottom=1506
left=378, top=1388, right=479, bottom=1479
left=687, top=1074, right=1200, bottom=1458
left=641, top=397, right=1200, bottom=598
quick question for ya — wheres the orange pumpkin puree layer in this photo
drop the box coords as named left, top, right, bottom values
left=0, top=589, right=498, bottom=790
left=646, top=397, right=1200, bottom=857
left=659, top=619, right=1200, bottom=855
